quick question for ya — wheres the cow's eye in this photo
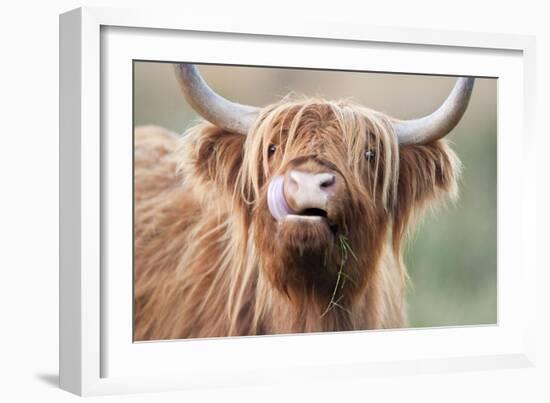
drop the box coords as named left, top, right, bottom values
left=365, top=149, right=376, bottom=161
left=268, top=144, right=277, bottom=157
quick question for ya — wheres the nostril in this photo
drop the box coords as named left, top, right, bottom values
left=319, top=174, right=336, bottom=189
left=287, top=172, right=300, bottom=193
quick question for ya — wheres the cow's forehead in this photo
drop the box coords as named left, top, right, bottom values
left=253, top=99, right=396, bottom=158
left=267, top=125, right=350, bottom=150
left=276, top=102, right=352, bottom=126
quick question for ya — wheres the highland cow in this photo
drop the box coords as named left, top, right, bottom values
left=134, top=64, right=473, bottom=341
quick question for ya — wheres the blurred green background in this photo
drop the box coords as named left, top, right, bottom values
left=134, top=61, right=497, bottom=328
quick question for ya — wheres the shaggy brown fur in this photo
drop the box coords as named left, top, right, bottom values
left=134, top=98, right=460, bottom=341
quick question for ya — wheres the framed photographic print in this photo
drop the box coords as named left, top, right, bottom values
left=60, top=7, right=537, bottom=396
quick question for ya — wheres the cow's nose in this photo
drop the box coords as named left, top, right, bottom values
left=284, top=170, right=336, bottom=211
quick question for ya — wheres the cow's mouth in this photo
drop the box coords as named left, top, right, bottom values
left=297, top=208, right=327, bottom=218
left=284, top=208, right=339, bottom=234
left=284, top=207, right=327, bottom=221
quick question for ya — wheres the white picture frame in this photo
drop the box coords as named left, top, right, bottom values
left=59, top=6, right=537, bottom=396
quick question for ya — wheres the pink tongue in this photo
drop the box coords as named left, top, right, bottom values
left=267, top=176, right=294, bottom=221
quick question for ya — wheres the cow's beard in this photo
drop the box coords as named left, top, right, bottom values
left=255, top=208, right=357, bottom=306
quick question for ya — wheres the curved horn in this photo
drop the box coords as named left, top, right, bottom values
left=393, top=77, right=475, bottom=145
left=173, top=64, right=259, bottom=135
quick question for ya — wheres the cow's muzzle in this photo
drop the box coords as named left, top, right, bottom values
left=267, top=169, right=339, bottom=222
